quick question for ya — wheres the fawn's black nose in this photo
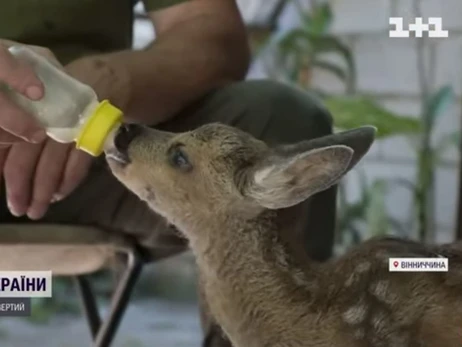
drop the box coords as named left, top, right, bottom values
left=114, top=123, right=142, bottom=154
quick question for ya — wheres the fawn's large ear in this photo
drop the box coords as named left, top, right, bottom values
left=245, top=126, right=376, bottom=209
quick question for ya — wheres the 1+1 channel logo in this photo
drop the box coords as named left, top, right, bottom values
left=389, top=17, right=449, bottom=38
left=0, top=271, right=52, bottom=317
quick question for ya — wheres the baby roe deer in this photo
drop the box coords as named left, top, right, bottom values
left=105, top=122, right=462, bottom=347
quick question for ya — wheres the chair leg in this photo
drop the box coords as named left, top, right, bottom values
left=94, top=251, right=143, bottom=347
left=75, top=276, right=102, bottom=337
left=75, top=250, right=144, bottom=347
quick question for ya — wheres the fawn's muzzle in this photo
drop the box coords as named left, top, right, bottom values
left=114, top=123, right=143, bottom=154
left=105, top=123, right=143, bottom=165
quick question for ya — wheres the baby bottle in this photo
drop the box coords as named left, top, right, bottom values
left=1, top=45, right=123, bottom=156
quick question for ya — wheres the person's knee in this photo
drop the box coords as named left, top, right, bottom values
left=223, top=80, right=334, bottom=144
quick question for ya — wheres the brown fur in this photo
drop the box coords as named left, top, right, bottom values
left=106, top=123, right=462, bottom=347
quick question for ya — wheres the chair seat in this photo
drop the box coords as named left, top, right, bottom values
left=0, top=224, right=132, bottom=276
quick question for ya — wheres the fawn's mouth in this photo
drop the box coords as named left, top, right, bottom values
left=105, top=148, right=130, bottom=166
left=105, top=123, right=143, bottom=166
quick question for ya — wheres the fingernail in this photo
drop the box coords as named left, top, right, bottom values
left=7, top=200, right=24, bottom=217
left=27, top=209, right=42, bottom=220
left=25, top=85, right=43, bottom=100
left=51, top=194, right=63, bottom=203
left=30, top=130, right=47, bottom=143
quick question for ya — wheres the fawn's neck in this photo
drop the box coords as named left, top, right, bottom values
left=187, top=210, right=320, bottom=346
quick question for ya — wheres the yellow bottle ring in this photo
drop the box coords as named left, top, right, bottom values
left=76, top=100, right=123, bottom=156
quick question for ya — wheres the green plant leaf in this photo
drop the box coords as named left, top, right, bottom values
left=308, top=34, right=355, bottom=87
left=432, top=131, right=460, bottom=166
left=425, top=85, right=455, bottom=125
left=277, top=29, right=312, bottom=56
left=357, top=169, right=369, bottom=202
left=337, top=199, right=367, bottom=236
left=277, top=30, right=354, bottom=78
left=337, top=172, right=371, bottom=243
left=306, top=3, right=333, bottom=35
left=453, top=132, right=461, bottom=147
left=287, top=53, right=302, bottom=83
left=312, top=59, right=348, bottom=82
left=435, top=131, right=460, bottom=158
left=324, top=96, right=421, bottom=138
left=365, top=180, right=389, bottom=236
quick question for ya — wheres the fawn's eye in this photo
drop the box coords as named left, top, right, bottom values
left=168, top=145, right=192, bottom=172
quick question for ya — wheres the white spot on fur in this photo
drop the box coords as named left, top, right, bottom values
left=370, top=280, right=388, bottom=300
left=292, top=269, right=310, bottom=286
left=345, top=273, right=356, bottom=287
left=356, top=262, right=371, bottom=273
left=372, top=310, right=388, bottom=334
left=345, top=262, right=371, bottom=287
left=343, top=301, right=368, bottom=325
left=370, top=280, right=398, bottom=305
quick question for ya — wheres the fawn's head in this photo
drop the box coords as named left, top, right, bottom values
left=105, top=123, right=376, bottom=230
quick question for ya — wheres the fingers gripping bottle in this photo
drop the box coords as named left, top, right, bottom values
left=1, top=45, right=123, bottom=156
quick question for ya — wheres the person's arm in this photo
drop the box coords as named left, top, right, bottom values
left=66, top=0, right=250, bottom=126
left=0, top=0, right=249, bottom=220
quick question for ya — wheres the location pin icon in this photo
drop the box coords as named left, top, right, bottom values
left=393, top=261, right=399, bottom=268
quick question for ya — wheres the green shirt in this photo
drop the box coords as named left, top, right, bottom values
left=0, top=0, right=186, bottom=64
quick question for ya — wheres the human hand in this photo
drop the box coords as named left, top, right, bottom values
left=0, top=47, right=122, bottom=219
left=0, top=44, right=97, bottom=219
left=0, top=139, right=93, bottom=219
left=0, top=39, right=61, bottom=144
